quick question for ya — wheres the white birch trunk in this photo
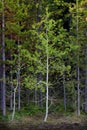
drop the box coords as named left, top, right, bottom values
left=11, top=86, right=17, bottom=120
left=11, top=73, right=18, bottom=120
left=44, top=25, right=49, bottom=122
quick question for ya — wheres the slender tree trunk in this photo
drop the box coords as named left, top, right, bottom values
left=27, top=89, right=30, bottom=105
left=0, top=88, right=1, bottom=109
left=10, top=74, right=13, bottom=110
left=17, top=39, right=21, bottom=111
left=17, top=0, right=21, bottom=111
left=44, top=25, right=49, bottom=122
left=39, top=89, right=43, bottom=107
left=44, top=51, right=49, bottom=122
left=1, top=0, right=6, bottom=116
left=38, top=73, right=43, bottom=107
left=35, top=87, right=38, bottom=105
left=77, top=67, right=80, bottom=116
left=10, top=58, right=13, bottom=110
left=12, top=86, right=17, bottom=120
left=84, top=47, right=87, bottom=112
left=12, top=73, right=18, bottom=120
left=0, top=25, right=2, bottom=109
left=0, top=63, right=2, bottom=109
left=63, top=75, right=66, bottom=112
left=10, top=36, right=13, bottom=110
left=76, top=0, right=80, bottom=116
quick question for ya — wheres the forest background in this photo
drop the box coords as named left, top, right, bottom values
left=0, top=0, right=87, bottom=122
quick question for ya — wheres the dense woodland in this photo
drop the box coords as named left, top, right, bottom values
left=0, top=0, right=87, bottom=122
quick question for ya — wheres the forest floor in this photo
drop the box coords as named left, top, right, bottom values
left=1, top=113, right=87, bottom=130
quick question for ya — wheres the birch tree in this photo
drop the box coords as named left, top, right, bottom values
left=44, top=8, right=49, bottom=122
left=32, top=5, right=74, bottom=120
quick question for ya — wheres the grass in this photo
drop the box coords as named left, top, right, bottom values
left=5, top=112, right=87, bottom=129
left=1, top=104, right=87, bottom=128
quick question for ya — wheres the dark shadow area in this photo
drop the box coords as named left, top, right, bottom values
left=7, top=123, right=87, bottom=130
left=0, top=122, right=11, bottom=130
